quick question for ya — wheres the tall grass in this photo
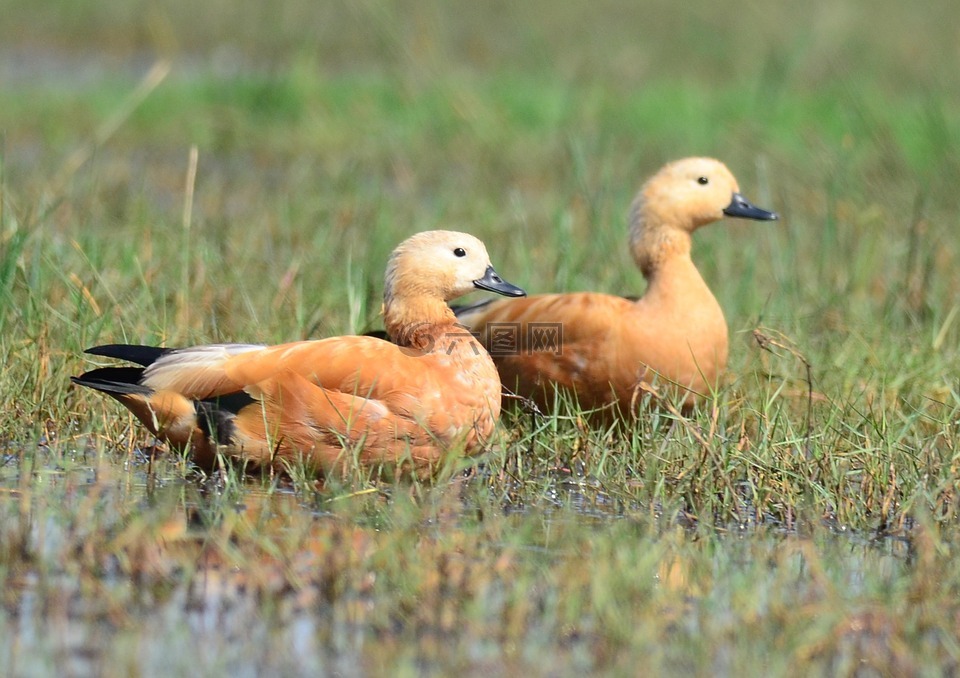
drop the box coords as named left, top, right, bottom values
left=1, top=0, right=960, bottom=673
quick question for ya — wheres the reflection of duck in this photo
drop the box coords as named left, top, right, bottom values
left=457, top=158, right=778, bottom=412
left=72, top=230, right=525, bottom=475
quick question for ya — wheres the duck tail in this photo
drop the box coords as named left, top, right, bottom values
left=70, top=367, right=150, bottom=396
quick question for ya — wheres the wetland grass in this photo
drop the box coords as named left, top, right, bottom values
left=1, top=0, right=960, bottom=673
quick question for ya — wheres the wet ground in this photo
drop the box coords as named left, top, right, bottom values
left=0, top=442, right=927, bottom=676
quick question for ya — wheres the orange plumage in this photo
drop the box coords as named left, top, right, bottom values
left=457, top=158, right=778, bottom=414
left=72, top=231, right=525, bottom=476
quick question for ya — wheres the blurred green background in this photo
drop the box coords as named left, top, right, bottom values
left=3, top=0, right=958, bottom=353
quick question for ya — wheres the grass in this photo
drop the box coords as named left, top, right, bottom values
left=2, top=0, right=960, bottom=674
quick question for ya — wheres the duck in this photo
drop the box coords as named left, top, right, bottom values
left=71, top=230, right=526, bottom=476
left=455, top=157, right=778, bottom=414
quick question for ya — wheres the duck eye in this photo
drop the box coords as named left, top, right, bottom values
left=453, top=247, right=467, bottom=257
left=697, top=176, right=709, bottom=185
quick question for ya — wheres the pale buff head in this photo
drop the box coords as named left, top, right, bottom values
left=628, top=157, right=777, bottom=276
left=383, top=230, right=523, bottom=307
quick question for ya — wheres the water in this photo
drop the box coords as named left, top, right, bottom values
left=0, top=442, right=934, bottom=675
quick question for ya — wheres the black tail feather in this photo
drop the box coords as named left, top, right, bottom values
left=84, top=344, right=174, bottom=367
left=71, top=367, right=150, bottom=396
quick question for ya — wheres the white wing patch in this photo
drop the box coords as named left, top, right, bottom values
left=143, top=343, right=265, bottom=396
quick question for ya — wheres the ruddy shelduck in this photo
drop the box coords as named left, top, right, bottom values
left=456, top=157, right=778, bottom=413
left=72, top=230, right=526, bottom=475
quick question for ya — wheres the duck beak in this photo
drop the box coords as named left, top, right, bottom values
left=473, top=266, right=526, bottom=297
left=723, top=192, right=779, bottom=221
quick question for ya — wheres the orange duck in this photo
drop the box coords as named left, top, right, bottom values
left=72, top=230, right=525, bottom=475
left=456, top=157, right=778, bottom=414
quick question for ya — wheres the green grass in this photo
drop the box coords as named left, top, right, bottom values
left=2, top=0, right=960, bottom=674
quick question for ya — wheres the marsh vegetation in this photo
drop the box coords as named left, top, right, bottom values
left=2, top=1, right=960, bottom=674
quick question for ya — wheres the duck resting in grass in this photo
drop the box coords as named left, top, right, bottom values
left=72, top=230, right=525, bottom=476
left=455, top=157, right=778, bottom=414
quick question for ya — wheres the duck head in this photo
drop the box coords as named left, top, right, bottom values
left=629, top=157, right=778, bottom=276
left=384, top=230, right=525, bottom=309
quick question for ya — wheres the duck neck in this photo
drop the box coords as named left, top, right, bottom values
left=384, top=296, right=459, bottom=350
left=629, top=201, right=717, bottom=307
left=629, top=200, right=694, bottom=280
left=642, top=253, right=715, bottom=307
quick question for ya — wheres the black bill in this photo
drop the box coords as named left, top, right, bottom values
left=473, top=265, right=526, bottom=297
left=723, top=192, right=779, bottom=221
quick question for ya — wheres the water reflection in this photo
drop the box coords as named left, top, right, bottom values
left=0, top=450, right=932, bottom=675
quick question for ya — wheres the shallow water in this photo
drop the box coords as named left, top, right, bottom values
left=0, top=443, right=931, bottom=675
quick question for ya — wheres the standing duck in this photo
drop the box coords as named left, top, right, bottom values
left=456, top=157, right=778, bottom=413
left=72, top=230, right=525, bottom=475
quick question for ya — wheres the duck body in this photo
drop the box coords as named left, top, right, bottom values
left=457, top=158, right=777, bottom=413
left=469, top=260, right=726, bottom=411
left=73, top=231, right=525, bottom=475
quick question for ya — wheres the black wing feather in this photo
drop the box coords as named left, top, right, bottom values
left=450, top=298, right=496, bottom=317
left=84, top=344, right=174, bottom=367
